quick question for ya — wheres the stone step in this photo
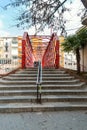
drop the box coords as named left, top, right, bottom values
left=0, top=67, right=86, bottom=113
left=0, top=79, right=80, bottom=85
left=0, top=90, right=36, bottom=96
left=2, top=76, right=37, bottom=80
left=9, top=73, right=70, bottom=77
left=0, top=95, right=36, bottom=103
left=19, top=68, right=63, bottom=73
left=41, top=95, right=87, bottom=102
left=2, top=76, right=75, bottom=81
left=0, top=102, right=87, bottom=113
left=22, top=68, right=62, bottom=71
left=42, top=80, right=80, bottom=84
left=0, top=83, right=85, bottom=90
left=21, top=68, right=38, bottom=71
left=17, top=70, right=66, bottom=74
left=0, top=95, right=87, bottom=103
left=0, top=89, right=87, bottom=96
left=42, top=89, right=87, bottom=95
left=18, top=70, right=36, bottom=73
left=9, top=73, right=37, bottom=77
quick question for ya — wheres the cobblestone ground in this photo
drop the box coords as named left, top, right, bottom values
left=0, top=111, right=87, bottom=130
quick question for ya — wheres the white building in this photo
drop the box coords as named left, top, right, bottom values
left=59, top=36, right=77, bottom=70
left=0, top=37, right=19, bottom=72
left=0, top=37, right=18, bottom=61
left=64, top=52, right=77, bottom=70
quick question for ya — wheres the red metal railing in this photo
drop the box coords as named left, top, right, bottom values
left=42, top=33, right=59, bottom=68
left=22, top=32, right=35, bottom=68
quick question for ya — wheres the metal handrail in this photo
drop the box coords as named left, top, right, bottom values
left=36, top=61, right=42, bottom=103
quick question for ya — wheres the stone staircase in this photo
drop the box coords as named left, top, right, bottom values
left=0, top=67, right=87, bottom=112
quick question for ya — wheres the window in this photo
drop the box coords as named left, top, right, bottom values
left=5, top=42, right=8, bottom=52
left=6, top=54, right=8, bottom=58
left=12, top=41, right=18, bottom=44
left=12, top=38, right=18, bottom=44
left=12, top=56, right=18, bottom=59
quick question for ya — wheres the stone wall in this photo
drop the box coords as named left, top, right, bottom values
left=80, top=44, right=87, bottom=72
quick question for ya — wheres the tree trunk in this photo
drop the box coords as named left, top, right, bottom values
left=82, top=45, right=84, bottom=72
left=76, top=48, right=80, bottom=73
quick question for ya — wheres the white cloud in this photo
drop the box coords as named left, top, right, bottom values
left=26, top=26, right=51, bottom=35
left=0, top=30, right=10, bottom=37
left=64, top=0, right=84, bottom=35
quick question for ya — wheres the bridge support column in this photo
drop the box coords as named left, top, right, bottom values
left=55, top=39, right=59, bottom=68
left=22, top=40, right=26, bottom=69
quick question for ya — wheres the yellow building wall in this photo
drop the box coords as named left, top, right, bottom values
left=31, top=37, right=42, bottom=61
left=18, top=36, right=22, bottom=67
left=59, top=36, right=64, bottom=67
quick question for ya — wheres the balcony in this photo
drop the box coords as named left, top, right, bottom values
left=81, top=10, right=87, bottom=25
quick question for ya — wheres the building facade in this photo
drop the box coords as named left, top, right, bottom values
left=0, top=37, right=17, bottom=62
left=80, top=45, right=87, bottom=72
left=0, top=36, right=22, bottom=70
left=59, top=36, right=77, bottom=70
left=76, top=26, right=87, bottom=72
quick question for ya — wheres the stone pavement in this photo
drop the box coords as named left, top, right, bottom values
left=0, top=111, right=87, bottom=130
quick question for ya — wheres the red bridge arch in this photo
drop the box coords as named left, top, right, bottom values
left=22, top=32, right=59, bottom=69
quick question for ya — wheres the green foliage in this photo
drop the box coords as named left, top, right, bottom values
left=77, top=27, right=87, bottom=47
left=62, top=34, right=80, bottom=53
left=62, top=27, right=87, bottom=53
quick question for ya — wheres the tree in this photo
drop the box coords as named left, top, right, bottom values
left=62, top=27, right=87, bottom=73
left=4, top=0, right=72, bottom=35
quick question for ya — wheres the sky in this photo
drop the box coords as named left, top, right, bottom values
left=0, top=0, right=85, bottom=37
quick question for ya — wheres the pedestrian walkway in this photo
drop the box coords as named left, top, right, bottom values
left=0, top=111, right=87, bottom=130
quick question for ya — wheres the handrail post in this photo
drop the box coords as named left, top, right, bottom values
left=22, top=40, right=26, bottom=69
left=55, top=38, right=59, bottom=69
